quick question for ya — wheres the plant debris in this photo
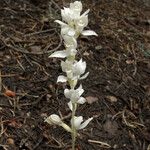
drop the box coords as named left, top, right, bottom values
left=0, top=0, right=150, bottom=149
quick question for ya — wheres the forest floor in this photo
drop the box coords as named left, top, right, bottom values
left=0, top=0, right=150, bottom=150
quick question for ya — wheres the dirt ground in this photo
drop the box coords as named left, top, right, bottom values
left=0, top=0, right=150, bottom=150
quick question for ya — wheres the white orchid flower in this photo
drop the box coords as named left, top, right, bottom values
left=71, top=116, right=93, bottom=130
left=72, top=59, right=88, bottom=79
left=59, top=59, right=89, bottom=82
left=55, top=20, right=76, bottom=37
left=73, top=59, right=86, bottom=76
left=64, top=85, right=86, bottom=110
left=61, top=1, right=82, bottom=24
left=72, top=59, right=89, bottom=80
left=56, top=58, right=89, bottom=83
left=55, top=1, right=98, bottom=38
left=66, top=84, right=86, bottom=111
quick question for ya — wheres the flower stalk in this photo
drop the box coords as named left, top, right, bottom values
left=71, top=103, right=77, bottom=150
left=45, top=1, right=97, bottom=149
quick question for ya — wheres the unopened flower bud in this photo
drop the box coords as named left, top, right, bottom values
left=45, top=114, right=62, bottom=125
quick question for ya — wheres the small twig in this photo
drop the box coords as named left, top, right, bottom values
left=50, top=0, right=61, bottom=10
left=0, top=74, right=18, bottom=77
left=0, top=70, right=2, bottom=92
left=16, top=59, right=25, bottom=71
left=0, top=117, right=4, bottom=137
left=147, top=144, right=150, bottom=150
left=88, top=139, right=111, bottom=148
left=131, top=45, right=137, bottom=76
left=0, top=144, right=9, bottom=150
left=23, top=54, right=34, bottom=66
left=47, top=136, right=64, bottom=149
left=24, top=29, right=56, bottom=37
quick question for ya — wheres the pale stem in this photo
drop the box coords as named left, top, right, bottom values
left=71, top=102, right=77, bottom=150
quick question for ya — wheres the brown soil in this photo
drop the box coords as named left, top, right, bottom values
left=0, top=0, right=150, bottom=150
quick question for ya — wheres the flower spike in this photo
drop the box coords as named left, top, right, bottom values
left=46, top=1, right=97, bottom=149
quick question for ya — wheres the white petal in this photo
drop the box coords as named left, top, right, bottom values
left=80, top=72, right=89, bottom=80
left=55, top=20, right=67, bottom=26
left=49, top=50, right=67, bottom=58
left=78, top=84, right=83, bottom=90
left=67, top=101, right=73, bottom=111
left=81, top=9, right=90, bottom=17
left=78, top=117, right=93, bottom=130
left=71, top=116, right=83, bottom=129
left=45, top=114, right=62, bottom=125
left=82, top=30, right=98, bottom=36
left=64, top=89, right=71, bottom=99
left=78, top=97, right=86, bottom=104
left=57, top=75, right=67, bottom=82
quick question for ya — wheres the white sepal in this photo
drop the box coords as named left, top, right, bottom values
left=71, top=116, right=83, bottom=130
left=55, top=20, right=67, bottom=26
left=49, top=50, right=68, bottom=58
left=78, top=117, right=93, bottom=130
left=71, top=116, right=93, bottom=130
left=82, top=30, right=98, bottom=36
left=73, top=59, right=86, bottom=76
left=61, top=7, right=72, bottom=23
left=78, top=97, right=86, bottom=104
left=80, top=72, right=89, bottom=80
left=81, top=9, right=90, bottom=17
left=67, top=101, right=73, bottom=111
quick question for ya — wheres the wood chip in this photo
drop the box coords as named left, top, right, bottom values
left=4, top=90, right=16, bottom=97
left=83, top=51, right=90, bottom=56
left=106, top=96, right=117, bottom=102
left=86, top=96, right=98, bottom=104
